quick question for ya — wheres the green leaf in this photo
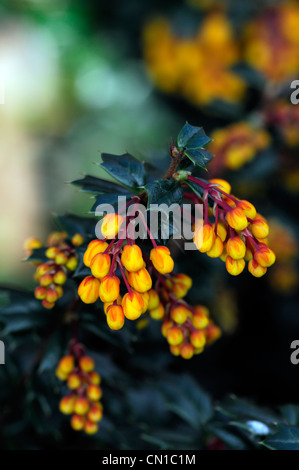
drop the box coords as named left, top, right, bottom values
left=177, top=123, right=213, bottom=170
left=100, top=153, right=145, bottom=189
left=178, top=123, right=212, bottom=150
left=185, top=149, right=214, bottom=170
left=25, top=247, right=48, bottom=263
left=262, top=425, right=299, bottom=450
left=71, top=175, right=128, bottom=195
left=144, top=179, right=183, bottom=207
left=89, top=194, right=130, bottom=214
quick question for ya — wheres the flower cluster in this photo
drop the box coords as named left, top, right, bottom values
left=187, top=177, right=276, bottom=277
left=77, top=207, right=221, bottom=358
left=78, top=211, right=177, bottom=330
left=143, top=12, right=245, bottom=106
left=207, top=122, right=270, bottom=172
left=56, top=348, right=103, bottom=435
left=264, top=100, right=299, bottom=148
left=159, top=279, right=221, bottom=359
left=244, top=1, right=299, bottom=83
left=25, top=231, right=83, bottom=309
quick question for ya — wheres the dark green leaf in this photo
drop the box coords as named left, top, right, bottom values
left=71, top=175, right=128, bottom=195
left=55, top=214, right=96, bottom=239
left=144, top=179, right=183, bottom=207
left=178, top=123, right=212, bottom=149
left=185, top=149, right=214, bottom=170
left=262, top=425, right=299, bottom=450
left=100, top=153, right=145, bottom=189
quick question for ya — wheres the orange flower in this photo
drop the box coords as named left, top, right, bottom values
left=226, top=207, right=248, bottom=231
left=206, top=236, right=224, bottom=258
left=99, top=276, right=120, bottom=302
left=150, top=246, right=174, bottom=274
left=90, top=253, right=111, bottom=279
left=226, top=236, right=246, bottom=260
left=121, top=244, right=144, bottom=272
left=78, top=276, right=100, bottom=304
left=248, top=259, right=267, bottom=277
left=107, top=305, right=125, bottom=330
left=101, top=213, right=124, bottom=239
left=251, top=218, right=269, bottom=239
left=122, top=292, right=144, bottom=320
left=127, top=268, right=152, bottom=293
left=170, top=305, right=190, bottom=324
left=147, top=289, right=160, bottom=310
left=254, top=245, right=276, bottom=267
left=83, top=240, right=108, bottom=267
left=149, top=302, right=165, bottom=320
left=193, top=223, right=216, bottom=252
left=237, top=200, right=256, bottom=219
left=225, top=256, right=245, bottom=275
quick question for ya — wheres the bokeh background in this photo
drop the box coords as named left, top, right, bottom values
left=1, top=0, right=299, bottom=449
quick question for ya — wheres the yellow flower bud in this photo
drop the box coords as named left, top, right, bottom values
left=72, top=233, right=84, bottom=246
left=57, top=355, right=75, bottom=375
left=101, top=213, right=124, bottom=239
left=79, top=356, right=95, bottom=372
left=107, top=305, right=125, bottom=330
left=237, top=200, right=256, bottom=219
left=147, top=289, right=160, bottom=310
left=121, top=244, right=144, bottom=272
left=190, top=331, right=206, bottom=349
left=99, top=275, right=120, bottom=303
left=104, top=296, right=122, bottom=315
left=213, top=222, right=227, bottom=242
left=225, top=256, right=245, bottom=275
left=166, top=326, right=184, bottom=346
left=226, top=236, right=246, bottom=260
left=209, top=178, right=231, bottom=194
left=248, top=259, right=267, bottom=277
left=180, top=344, right=194, bottom=359
left=71, top=414, right=85, bottom=431
left=90, top=253, right=111, bottom=279
left=149, top=302, right=165, bottom=320
left=254, top=244, right=276, bottom=267
left=83, top=240, right=109, bottom=267
left=251, top=218, right=269, bottom=239
left=194, top=223, right=216, bottom=253
left=150, top=246, right=174, bottom=274
left=78, top=276, right=100, bottom=304
left=128, top=268, right=152, bottom=293
left=170, top=305, right=189, bottom=324
left=59, top=395, right=76, bottom=415
left=122, top=292, right=144, bottom=320
left=206, top=236, right=224, bottom=258
left=226, top=207, right=248, bottom=231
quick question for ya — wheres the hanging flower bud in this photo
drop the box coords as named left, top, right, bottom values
left=251, top=218, right=270, bottom=239
left=90, top=253, right=111, bottom=279
left=59, top=396, right=76, bottom=415
left=79, top=356, right=95, bottom=372
left=170, top=305, right=190, bottom=324
left=180, top=344, right=194, bottom=359
left=101, top=213, right=124, bottom=239
left=78, top=276, right=101, bottom=304
left=107, top=305, right=125, bottom=330
left=206, top=236, right=224, bottom=258
left=213, top=222, right=227, bottom=242
left=209, top=178, right=231, bottom=194
left=150, top=246, right=174, bottom=274
left=226, top=236, right=246, bottom=260
left=190, top=330, right=206, bottom=349
left=194, top=223, right=216, bottom=253
left=83, top=240, right=109, bottom=267
left=147, top=289, right=160, bottom=310
left=225, top=256, right=245, bottom=275
left=149, top=302, right=165, bottom=320
left=99, top=276, right=120, bottom=303
left=226, top=207, right=248, bottom=231
left=166, top=326, right=184, bottom=346
left=127, top=268, right=152, bottom=293
left=237, top=200, right=256, bottom=219
left=248, top=259, right=267, bottom=277
left=122, top=292, right=144, bottom=320
left=254, top=244, right=276, bottom=267
left=74, top=397, right=90, bottom=415
left=121, top=244, right=144, bottom=272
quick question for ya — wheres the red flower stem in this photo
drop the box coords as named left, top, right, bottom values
left=116, top=258, right=132, bottom=293
left=187, top=175, right=237, bottom=210
left=138, top=211, right=158, bottom=248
